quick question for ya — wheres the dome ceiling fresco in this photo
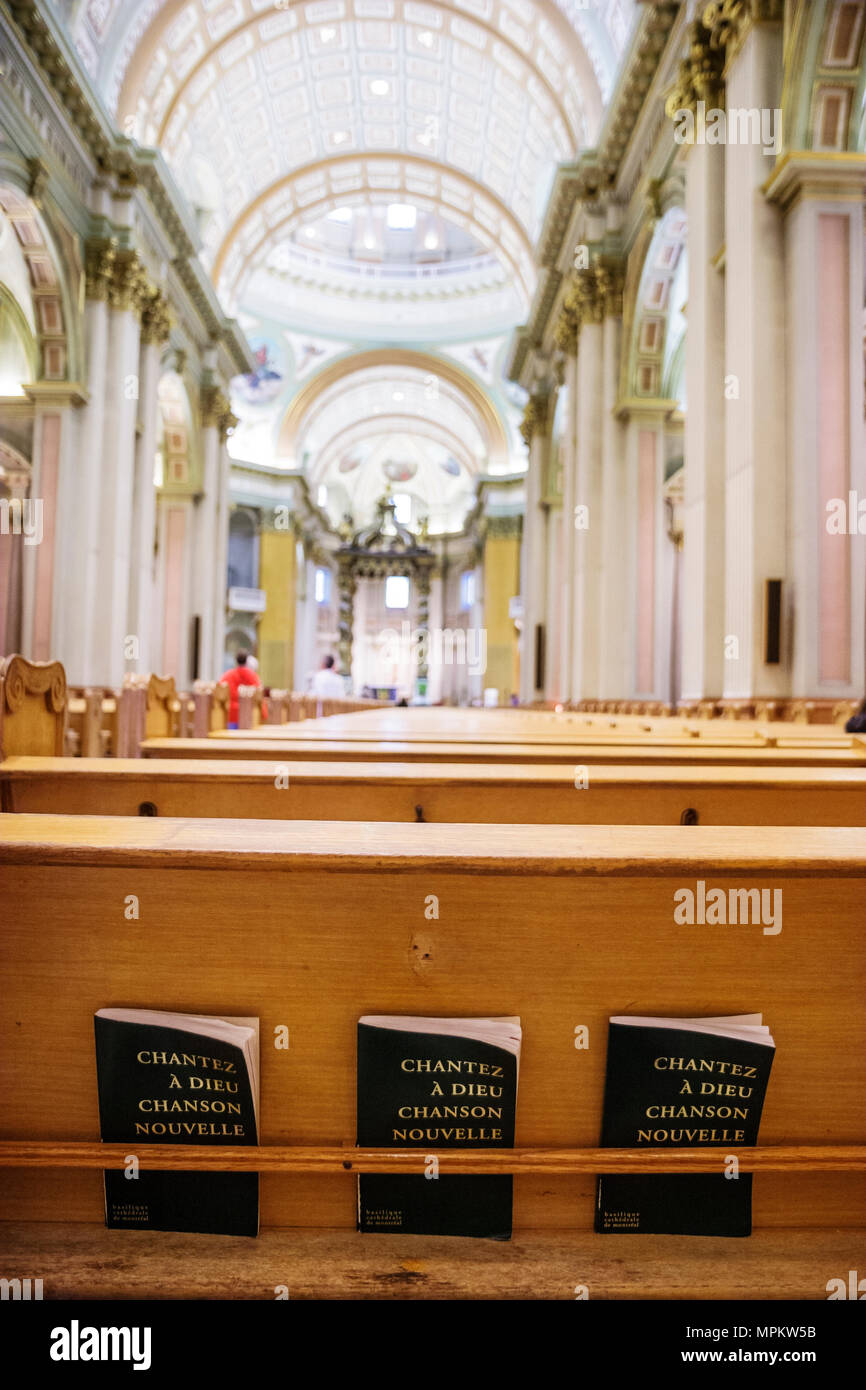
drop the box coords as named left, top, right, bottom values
left=59, top=0, right=640, bottom=525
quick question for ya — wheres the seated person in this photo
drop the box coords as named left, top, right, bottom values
left=219, top=650, right=263, bottom=729
left=311, top=654, right=346, bottom=698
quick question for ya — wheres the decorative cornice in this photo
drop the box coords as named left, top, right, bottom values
left=506, top=3, right=681, bottom=385
left=485, top=514, right=523, bottom=540
left=763, top=151, right=866, bottom=212
left=4, top=0, right=255, bottom=378
left=598, top=3, right=681, bottom=185
left=22, top=381, right=88, bottom=407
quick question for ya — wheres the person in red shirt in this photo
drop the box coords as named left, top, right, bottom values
left=218, top=649, right=263, bottom=728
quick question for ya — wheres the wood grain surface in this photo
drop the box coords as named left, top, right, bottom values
left=5, top=756, right=866, bottom=825
left=0, top=1222, right=860, bottom=1299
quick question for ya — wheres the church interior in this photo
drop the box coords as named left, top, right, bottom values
left=0, top=0, right=864, bottom=1321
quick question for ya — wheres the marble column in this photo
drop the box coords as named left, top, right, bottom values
left=518, top=389, right=551, bottom=703
left=670, top=21, right=727, bottom=701
left=616, top=406, right=668, bottom=699
left=198, top=383, right=234, bottom=681
left=69, top=237, right=115, bottom=683
left=596, top=261, right=628, bottom=699
left=0, top=466, right=29, bottom=656
left=766, top=154, right=866, bottom=701
left=156, top=494, right=194, bottom=681
left=19, top=383, right=85, bottom=669
left=128, top=290, right=170, bottom=676
left=707, top=4, right=787, bottom=700
left=554, top=290, right=580, bottom=703
left=543, top=506, right=562, bottom=701
left=571, top=267, right=605, bottom=700
left=92, top=249, right=147, bottom=686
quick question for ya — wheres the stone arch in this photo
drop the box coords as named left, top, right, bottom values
left=621, top=203, right=688, bottom=403
left=277, top=347, right=510, bottom=471
left=0, top=183, right=71, bottom=383
left=156, top=369, right=200, bottom=493
left=782, top=0, right=866, bottom=152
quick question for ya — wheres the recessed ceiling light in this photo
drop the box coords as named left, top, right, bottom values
left=320, top=26, right=336, bottom=42
left=332, top=131, right=349, bottom=144
left=370, top=79, right=390, bottom=96
left=418, top=31, right=434, bottom=48
left=393, top=391, right=404, bottom=402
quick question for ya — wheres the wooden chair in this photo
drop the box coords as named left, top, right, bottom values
left=0, top=654, right=66, bottom=759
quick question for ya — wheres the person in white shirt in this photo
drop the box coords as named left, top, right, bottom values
left=311, top=654, right=346, bottom=698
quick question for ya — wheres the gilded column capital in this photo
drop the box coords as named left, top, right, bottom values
left=84, top=236, right=118, bottom=301
left=520, top=392, right=550, bottom=447
left=702, top=1, right=782, bottom=65
left=108, top=250, right=149, bottom=313
left=574, top=265, right=605, bottom=326
left=201, top=384, right=238, bottom=441
left=665, top=20, right=726, bottom=117
left=596, top=257, right=625, bottom=318
left=554, top=282, right=581, bottom=355
left=139, top=287, right=172, bottom=345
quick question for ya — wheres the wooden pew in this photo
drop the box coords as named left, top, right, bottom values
left=5, top=756, right=866, bottom=826
left=0, top=815, right=863, bottom=1299
left=141, top=735, right=866, bottom=767
left=0, top=654, right=66, bottom=758
left=204, top=706, right=855, bottom=747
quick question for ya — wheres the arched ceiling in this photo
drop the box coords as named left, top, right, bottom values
left=270, top=356, right=496, bottom=529
left=61, top=1, right=638, bottom=322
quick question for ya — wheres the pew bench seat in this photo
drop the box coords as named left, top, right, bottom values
left=0, top=1221, right=856, bottom=1300
left=140, top=736, right=866, bottom=767
left=4, top=756, right=866, bottom=825
left=0, top=813, right=863, bottom=1302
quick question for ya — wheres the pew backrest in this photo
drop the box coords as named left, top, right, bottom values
left=0, top=654, right=66, bottom=758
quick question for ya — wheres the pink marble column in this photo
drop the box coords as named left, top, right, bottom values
left=0, top=468, right=28, bottom=655
left=767, top=154, right=866, bottom=700
left=20, top=384, right=85, bottom=670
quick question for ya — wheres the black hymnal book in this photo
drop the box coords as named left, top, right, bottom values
left=596, top=1014, right=775, bottom=1237
left=94, top=1009, right=260, bottom=1237
left=357, top=1015, right=521, bottom=1239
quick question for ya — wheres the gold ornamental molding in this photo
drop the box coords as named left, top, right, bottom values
left=140, top=287, right=172, bottom=346
left=554, top=280, right=582, bottom=356
left=597, top=257, right=626, bottom=318
left=764, top=151, right=866, bottom=212
left=84, top=236, right=117, bottom=302
left=485, top=514, right=523, bottom=540
left=702, top=0, right=784, bottom=70
left=108, top=250, right=149, bottom=314
left=519, top=393, right=551, bottom=447
left=574, top=265, right=606, bottom=326
left=200, top=384, right=237, bottom=441
left=665, top=20, right=726, bottom=118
